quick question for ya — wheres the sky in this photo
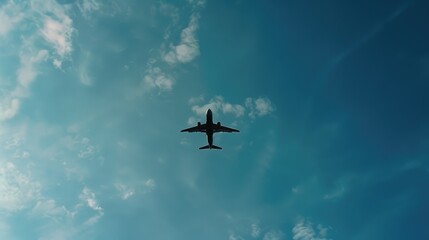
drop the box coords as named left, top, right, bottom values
left=0, top=0, right=428, bottom=239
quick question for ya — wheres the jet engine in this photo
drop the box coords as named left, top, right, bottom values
left=217, top=122, right=221, bottom=127
left=198, top=122, right=201, bottom=127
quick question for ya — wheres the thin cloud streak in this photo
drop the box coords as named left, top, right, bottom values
left=327, top=1, right=414, bottom=71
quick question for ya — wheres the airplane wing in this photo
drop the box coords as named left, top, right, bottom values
left=181, top=124, right=206, bottom=132
left=214, top=124, right=239, bottom=133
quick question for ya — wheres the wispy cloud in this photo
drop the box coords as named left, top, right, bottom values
left=163, top=13, right=201, bottom=64
left=77, top=0, right=101, bottom=17
left=190, top=96, right=246, bottom=118
left=143, top=66, right=174, bottom=92
left=40, top=16, right=73, bottom=58
left=0, top=1, right=24, bottom=37
left=245, top=97, right=275, bottom=118
left=187, top=96, right=275, bottom=124
left=0, top=0, right=77, bottom=121
left=292, top=218, right=331, bottom=240
left=251, top=223, right=261, bottom=238
left=31, top=199, right=72, bottom=223
left=79, top=187, right=104, bottom=225
left=141, top=0, right=205, bottom=93
left=327, top=1, right=414, bottom=71
left=114, top=178, right=156, bottom=200
left=263, top=230, right=284, bottom=240
left=0, top=162, right=41, bottom=212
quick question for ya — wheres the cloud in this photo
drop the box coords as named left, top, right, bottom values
left=188, top=96, right=274, bottom=123
left=115, top=183, right=135, bottom=200
left=190, top=96, right=246, bottom=117
left=16, top=49, right=49, bottom=89
left=228, top=232, right=245, bottom=240
left=163, top=13, right=201, bottom=64
left=0, top=0, right=76, bottom=120
left=263, top=230, right=284, bottom=240
left=40, top=16, right=73, bottom=57
left=141, top=0, right=205, bottom=93
left=79, top=187, right=103, bottom=212
left=143, top=66, right=174, bottom=92
left=77, top=0, right=101, bottom=16
left=115, top=178, right=156, bottom=200
left=79, top=187, right=104, bottom=226
left=246, top=97, right=275, bottom=118
left=0, top=98, right=20, bottom=121
left=327, top=1, right=413, bottom=71
left=0, top=1, right=24, bottom=37
left=292, top=219, right=331, bottom=240
left=251, top=223, right=261, bottom=238
left=0, top=162, right=41, bottom=212
left=31, top=199, right=71, bottom=222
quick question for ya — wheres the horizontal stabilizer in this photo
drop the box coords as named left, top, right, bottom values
left=199, top=145, right=222, bottom=150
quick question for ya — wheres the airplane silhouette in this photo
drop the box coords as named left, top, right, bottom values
left=181, top=109, right=239, bottom=149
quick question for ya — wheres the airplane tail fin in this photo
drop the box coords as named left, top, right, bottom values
left=199, top=145, right=222, bottom=150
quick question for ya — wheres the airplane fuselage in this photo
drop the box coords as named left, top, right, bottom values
left=205, top=109, right=214, bottom=148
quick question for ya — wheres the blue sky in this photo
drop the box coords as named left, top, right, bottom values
left=1, top=0, right=428, bottom=239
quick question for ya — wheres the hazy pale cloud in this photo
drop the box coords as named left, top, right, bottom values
left=40, top=17, right=73, bottom=57
left=31, top=199, right=71, bottom=221
left=190, top=96, right=245, bottom=117
left=143, top=66, right=174, bottom=91
left=115, top=183, right=135, bottom=200
left=263, top=230, right=284, bottom=240
left=0, top=162, right=41, bottom=212
left=246, top=97, right=275, bottom=118
left=0, top=98, right=20, bottom=121
left=292, top=219, right=331, bottom=240
left=79, top=187, right=103, bottom=212
left=163, top=13, right=200, bottom=64
left=251, top=223, right=261, bottom=238
left=77, top=0, right=101, bottom=15
left=0, top=1, right=24, bottom=37
left=0, top=0, right=76, bottom=120
left=115, top=178, right=155, bottom=200
left=17, top=50, right=49, bottom=89
left=189, top=96, right=274, bottom=121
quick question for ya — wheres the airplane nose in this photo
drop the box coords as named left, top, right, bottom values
left=208, top=109, right=212, bottom=114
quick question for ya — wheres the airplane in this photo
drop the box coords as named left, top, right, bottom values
left=181, top=109, right=239, bottom=149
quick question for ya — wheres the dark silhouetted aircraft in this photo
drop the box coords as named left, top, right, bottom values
left=181, top=109, right=239, bottom=149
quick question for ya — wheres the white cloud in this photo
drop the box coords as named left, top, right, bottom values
left=40, top=17, right=73, bottom=57
left=189, top=96, right=274, bottom=121
left=228, top=232, right=245, bottom=240
left=246, top=97, right=275, bottom=118
left=163, top=13, right=200, bottom=64
left=251, top=223, right=261, bottom=238
left=292, top=219, right=331, bottom=240
left=115, top=183, right=135, bottom=200
left=143, top=66, right=174, bottom=91
left=190, top=96, right=245, bottom=117
left=144, top=178, right=156, bottom=192
left=0, top=162, right=41, bottom=212
left=0, top=0, right=76, bottom=120
left=31, top=199, right=71, bottom=222
left=0, top=98, right=20, bottom=121
left=0, top=1, right=24, bottom=37
left=323, top=176, right=351, bottom=200
left=141, top=0, right=205, bottom=93
left=79, top=187, right=103, bottom=212
left=115, top=178, right=155, bottom=200
left=263, top=230, right=284, bottom=240
left=16, top=49, right=49, bottom=89
left=77, top=0, right=101, bottom=16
